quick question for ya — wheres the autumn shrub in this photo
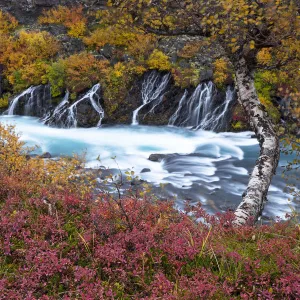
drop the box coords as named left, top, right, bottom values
left=0, top=94, right=10, bottom=109
left=38, top=5, right=87, bottom=38
left=0, top=30, right=59, bottom=91
left=177, top=41, right=202, bottom=59
left=100, top=61, right=147, bottom=114
left=147, top=49, right=172, bottom=71
left=213, top=58, right=233, bottom=89
left=0, top=10, right=18, bottom=34
left=84, top=26, right=157, bottom=61
left=0, top=123, right=299, bottom=299
left=172, top=65, right=200, bottom=88
left=46, top=52, right=110, bottom=97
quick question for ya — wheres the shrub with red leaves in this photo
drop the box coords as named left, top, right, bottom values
left=0, top=125, right=299, bottom=299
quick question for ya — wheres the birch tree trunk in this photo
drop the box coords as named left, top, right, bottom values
left=233, top=57, right=280, bottom=225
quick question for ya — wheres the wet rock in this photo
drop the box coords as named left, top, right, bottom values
left=148, top=154, right=167, bottom=162
left=141, top=168, right=151, bottom=173
left=9, top=85, right=52, bottom=118
left=199, top=69, right=214, bottom=82
left=40, top=152, right=52, bottom=159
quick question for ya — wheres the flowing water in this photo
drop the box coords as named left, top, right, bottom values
left=0, top=115, right=298, bottom=220
left=132, top=71, right=171, bottom=125
left=169, top=82, right=235, bottom=131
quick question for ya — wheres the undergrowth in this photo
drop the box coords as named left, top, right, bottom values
left=0, top=124, right=299, bottom=299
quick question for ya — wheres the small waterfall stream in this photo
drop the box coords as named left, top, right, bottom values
left=7, top=85, right=51, bottom=117
left=132, top=71, right=171, bottom=125
left=169, top=82, right=235, bottom=131
left=44, top=83, right=104, bottom=128
left=8, top=86, right=36, bottom=115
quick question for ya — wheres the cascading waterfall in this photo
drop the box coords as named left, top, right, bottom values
left=66, top=83, right=104, bottom=128
left=44, top=83, right=104, bottom=128
left=197, top=86, right=235, bottom=131
left=6, top=85, right=51, bottom=117
left=132, top=71, right=171, bottom=125
left=7, top=86, right=35, bottom=115
left=169, top=82, right=235, bottom=131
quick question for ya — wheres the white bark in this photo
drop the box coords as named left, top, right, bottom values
left=233, top=58, right=280, bottom=225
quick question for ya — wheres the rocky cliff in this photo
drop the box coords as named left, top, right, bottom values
left=0, top=0, right=106, bottom=24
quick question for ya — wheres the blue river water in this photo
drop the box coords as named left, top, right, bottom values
left=0, top=115, right=298, bottom=220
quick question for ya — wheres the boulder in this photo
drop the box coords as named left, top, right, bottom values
left=141, top=168, right=151, bottom=173
left=40, top=152, right=52, bottom=159
left=148, top=154, right=167, bottom=162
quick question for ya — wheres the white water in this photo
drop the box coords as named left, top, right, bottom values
left=43, top=84, right=104, bottom=128
left=169, top=82, right=235, bottom=131
left=132, top=71, right=171, bottom=125
left=65, top=84, right=104, bottom=128
left=0, top=115, right=298, bottom=219
left=7, top=86, right=36, bottom=115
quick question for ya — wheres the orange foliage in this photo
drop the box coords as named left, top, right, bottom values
left=0, top=10, right=18, bottom=34
left=0, top=31, right=59, bottom=90
left=177, top=41, right=202, bottom=59
left=63, top=52, right=109, bottom=93
left=39, top=5, right=87, bottom=38
left=84, top=26, right=156, bottom=60
left=213, top=58, right=232, bottom=88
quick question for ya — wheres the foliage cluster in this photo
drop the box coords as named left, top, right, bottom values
left=213, top=58, right=233, bottom=89
left=38, top=5, right=87, bottom=38
left=0, top=124, right=299, bottom=299
left=171, top=65, right=200, bottom=89
left=0, top=30, right=59, bottom=92
left=0, top=10, right=18, bottom=34
left=0, top=94, right=10, bottom=109
left=84, top=26, right=157, bottom=62
left=46, top=52, right=109, bottom=97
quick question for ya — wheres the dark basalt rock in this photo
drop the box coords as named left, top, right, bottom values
left=40, top=152, right=52, bottom=159
left=75, top=98, right=103, bottom=128
left=148, top=154, right=167, bottom=162
left=0, top=0, right=107, bottom=25
left=141, top=168, right=151, bottom=173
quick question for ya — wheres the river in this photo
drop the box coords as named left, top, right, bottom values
left=0, top=115, right=298, bottom=220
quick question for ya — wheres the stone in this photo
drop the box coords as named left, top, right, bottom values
left=141, top=168, right=151, bottom=173
left=40, top=152, right=52, bottom=159
left=148, top=154, right=167, bottom=162
left=199, top=69, right=214, bottom=82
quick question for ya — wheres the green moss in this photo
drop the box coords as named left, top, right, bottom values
left=254, top=71, right=281, bottom=123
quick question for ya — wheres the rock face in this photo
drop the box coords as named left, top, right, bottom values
left=0, top=0, right=107, bottom=25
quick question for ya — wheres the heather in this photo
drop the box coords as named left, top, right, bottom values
left=0, top=124, right=299, bottom=299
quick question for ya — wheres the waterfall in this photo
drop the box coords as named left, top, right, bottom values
left=44, top=84, right=104, bottom=128
left=6, top=85, right=52, bottom=117
left=132, top=71, right=171, bottom=125
left=7, top=86, right=36, bottom=115
left=169, top=82, right=235, bottom=131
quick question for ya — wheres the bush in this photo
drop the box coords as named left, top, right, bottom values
left=0, top=10, right=18, bottom=34
left=46, top=53, right=110, bottom=97
left=0, top=94, right=10, bottom=109
left=147, top=49, right=172, bottom=71
left=0, top=31, right=59, bottom=91
left=0, top=124, right=299, bottom=299
left=84, top=26, right=156, bottom=61
left=38, top=5, right=87, bottom=38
